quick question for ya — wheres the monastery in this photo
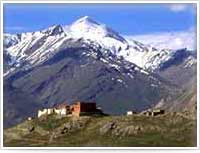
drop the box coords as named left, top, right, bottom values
left=37, top=101, right=102, bottom=118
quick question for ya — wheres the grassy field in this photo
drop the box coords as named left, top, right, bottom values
left=3, top=112, right=197, bottom=147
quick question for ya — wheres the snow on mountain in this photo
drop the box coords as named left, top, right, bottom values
left=4, top=25, right=67, bottom=69
left=184, top=55, right=196, bottom=68
left=64, top=16, right=178, bottom=71
left=3, top=16, right=196, bottom=77
left=66, top=16, right=126, bottom=42
left=4, top=34, right=21, bottom=48
left=64, top=16, right=128, bottom=54
left=4, top=32, right=38, bottom=49
left=117, top=45, right=173, bottom=71
left=41, top=24, right=65, bottom=36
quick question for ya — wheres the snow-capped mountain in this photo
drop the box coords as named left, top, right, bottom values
left=4, top=16, right=196, bottom=76
left=4, top=36, right=177, bottom=127
left=3, top=16, right=196, bottom=127
left=4, top=25, right=67, bottom=71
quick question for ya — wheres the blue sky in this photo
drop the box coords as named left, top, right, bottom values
left=4, top=3, right=197, bottom=35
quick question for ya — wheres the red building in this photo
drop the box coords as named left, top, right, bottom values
left=71, top=102, right=97, bottom=116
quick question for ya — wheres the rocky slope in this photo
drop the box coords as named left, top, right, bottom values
left=4, top=113, right=197, bottom=147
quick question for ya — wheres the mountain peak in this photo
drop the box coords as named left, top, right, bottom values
left=67, top=16, right=110, bottom=39
left=72, top=16, right=100, bottom=26
left=41, top=24, right=64, bottom=36
left=68, top=16, right=126, bottom=44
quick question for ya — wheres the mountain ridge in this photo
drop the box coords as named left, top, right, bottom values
left=4, top=16, right=196, bottom=76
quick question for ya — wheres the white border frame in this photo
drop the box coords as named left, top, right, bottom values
left=0, top=0, right=199, bottom=150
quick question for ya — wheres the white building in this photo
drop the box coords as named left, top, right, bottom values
left=37, top=103, right=71, bottom=118
left=126, top=110, right=137, bottom=116
left=38, top=109, right=48, bottom=118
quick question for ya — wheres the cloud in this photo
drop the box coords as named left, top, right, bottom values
left=167, top=4, right=197, bottom=13
left=125, top=27, right=196, bottom=50
left=167, top=4, right=189, bottom=12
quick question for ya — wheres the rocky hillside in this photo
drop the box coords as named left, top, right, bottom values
left=4, top=113, right=197, bottom=147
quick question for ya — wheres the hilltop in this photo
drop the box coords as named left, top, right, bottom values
left=4, top=112, right=196, bottom=147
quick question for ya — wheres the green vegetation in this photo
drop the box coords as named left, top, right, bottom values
left=3, top=113, right=196, bottom=147
left=31, top=115, right=71, bottom=131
